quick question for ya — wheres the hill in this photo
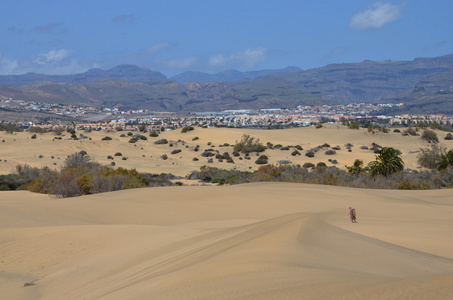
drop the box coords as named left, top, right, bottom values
left=1, top=54, right=453, bottom=114
left=170, top=66, right=302, bottom=83
left=0, top=65, right=167, bottom=85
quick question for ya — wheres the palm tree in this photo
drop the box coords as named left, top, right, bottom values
left=437, top=149, right=453, bottom=170
left=64, top=151, right=91, bottom=169
left=346, top=159, right=365, bottom=176
left=368, top=147, right=404, bottom=177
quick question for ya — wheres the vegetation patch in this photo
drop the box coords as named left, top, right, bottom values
left=16, top=151, right=176, bottom=197
left=234, top=134, right=266, bottom=153
left=255, top=155, right=269, bottom=165
left=325, top=149, right=336, bottom=155
left=181, top=126, right=195, bottom=133
left=305, top=151, right=315, bottom=158
left=421, top=129, right=439, bottom=143
left=155, top=139, right=169, bottom=144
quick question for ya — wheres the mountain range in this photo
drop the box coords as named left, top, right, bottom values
left=1, top=54, right=453, bottom=115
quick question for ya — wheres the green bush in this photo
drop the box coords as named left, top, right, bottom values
left=348, top=121, right=359, bottom=129
left=234, top=134, right=266, bottom=153
left=417, top=144, right=446, bottom=169
left=255, top=155, right=269, bottom=164
left=188, top=166, right=251, bottom=184
left=306, top=151, right=315, bottom=158
left=155, top=139, right=168, bottom=144
left=421, top=129, right=439, bottom=143
left=398, top=180, right=430, bottom=190
left=181, top=126, right=195, bottom=133
left=211, top=177, right=226, bottom=185
left=346, top=159, right=366, bottom=175
left=0, top=123, right=22, bottom=132
left=28, top=126, right=47, bottom=133
left=403, top=127, right=417, bottom=136
left=0, top=174, right=30, bottom=190
left=102, top=136, right=112, bottom=141
left=303, top=162, right=315, bottom=168
left=325, top=150, right=336, bottom=155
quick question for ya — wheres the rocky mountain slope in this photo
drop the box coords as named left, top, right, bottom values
left=1, top=54, right=452, bottom=114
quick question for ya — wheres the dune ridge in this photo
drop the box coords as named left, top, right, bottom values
left=1, top=182, right=453, bottom=299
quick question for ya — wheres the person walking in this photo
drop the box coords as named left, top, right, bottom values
left=349, top=207, right=357, bottom=223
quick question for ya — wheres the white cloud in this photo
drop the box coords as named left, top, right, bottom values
left=0, top=54, right=19, bottom=75
left=0, top=50, right=98, bottom=75
left=208, top=54, right=227, bottom=68
left=34, top=49, right=70, bottom=65
left=350, top=2, right=404, bottom=30
left=208, top=47, right=268, bottom=69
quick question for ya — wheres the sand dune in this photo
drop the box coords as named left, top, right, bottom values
left=1, top=183, right=453, bottom=299
left=1, top=124, right=448, bottom=176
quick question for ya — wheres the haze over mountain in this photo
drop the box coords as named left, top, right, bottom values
left=170, top=67, right=302, bottom=83
left=0, top=65, right=167, bottom=85
left=1, top=54, right=453, bottom=115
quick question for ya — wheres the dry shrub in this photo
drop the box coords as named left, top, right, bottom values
left=19, top=152, right=174, bottom=198
left=421, top=129, right=439, bottom=143
left=417, top=144, right=446, bottom=169
left=234, top=134, right=266, bottom=153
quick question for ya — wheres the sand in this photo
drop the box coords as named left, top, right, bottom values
left=0, top=124, right=446, bottom=176
left=1, top=183, right=453, bottom=299
left=1, top=125, right=453, bottom=299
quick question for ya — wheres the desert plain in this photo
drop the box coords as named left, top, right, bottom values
left=1, top=124, right=453, bottom=299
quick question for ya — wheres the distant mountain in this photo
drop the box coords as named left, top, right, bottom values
left=170, top=66, right=302, bottom=83
left=0, top=65, right=167, bottom=85
left=1, top=55, right=453, bottom=115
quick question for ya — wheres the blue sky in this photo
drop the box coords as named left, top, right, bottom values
left=1, top=0, right=452, bottom=76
